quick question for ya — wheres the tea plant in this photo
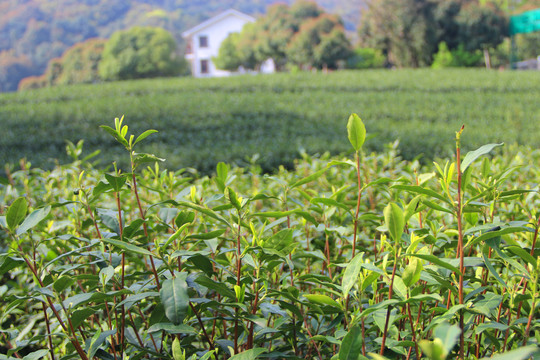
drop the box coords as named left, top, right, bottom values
left=0, top=114, right=539, bottom=360
left=2, top=69, right=540, bottom=173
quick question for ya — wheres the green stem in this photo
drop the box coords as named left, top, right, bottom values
left=352, top=150, right=363, bottom=258
left=523, top=269, right=538, bottom=346
left=115, top=191, right=126, bottom=356
left=234, top=210, right=242, bottom=354
left=455, top=125, right=465, bottom=360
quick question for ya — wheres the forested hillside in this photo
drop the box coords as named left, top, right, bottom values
left=0, top=0, right=365, bottom=92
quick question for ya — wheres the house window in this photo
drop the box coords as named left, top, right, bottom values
left=200, top=59, right=209, bottom=74
left=199, top=35, right=208, bottom=48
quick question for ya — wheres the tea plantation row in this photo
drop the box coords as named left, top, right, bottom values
left=0, top=115, right=539, bottom=359
left=1, top=69, right=539, bottom=174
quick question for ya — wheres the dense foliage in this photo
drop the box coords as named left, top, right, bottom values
left=359, top=0, right=509, bottom=68
left=2, top=70, right=540, bottom=175
left=0, top=0, right=364, bottom=92
left=215, top=2, right=352, bottom=71
left=0, top=115, right=539, bottom=359
left=18, top=38, right=107, bottom=90
left=99, top=27, right=187, bottom=81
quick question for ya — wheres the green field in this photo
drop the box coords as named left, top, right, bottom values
left=1, top=69, right=539, bottom=173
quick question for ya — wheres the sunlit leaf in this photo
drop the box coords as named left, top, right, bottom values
left=6, top=197, right=27, bottom=231
left=347, top=113, right=366, bottom=152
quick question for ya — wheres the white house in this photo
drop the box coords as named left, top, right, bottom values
left=182, top=9, right=274, bottom=77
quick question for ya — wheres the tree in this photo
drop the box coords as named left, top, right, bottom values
left=288, top=14, right=351, bottom=69
left=56, top=38, right=107, bottom=85
left=0, top=50, right=34, bottom=92
left=359, top=0, right=438, bottom=67
left=251, top=3, right=298, bottom=70
left=214, top=22, right=263, bottom=71
left=19, top=38, right=107, bottom=90
left=347, top=47, right=385, bottom=69
left=433, top=0, right=462, bottom=50
left=213, top=33, right=243, bottom=71
left=215, top=1, right=351, bottom=72
left=457, top=2, right=508, bottom=52
left=359, top=0, right=509, bottom=68
left=99, top=26, right=185, bottom=81
left=457, top=2, right=508, bottom=68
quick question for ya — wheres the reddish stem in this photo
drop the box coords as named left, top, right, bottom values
left=42, top=302, right=56, bottom=360
left=456, top=125, right=465, bottom=359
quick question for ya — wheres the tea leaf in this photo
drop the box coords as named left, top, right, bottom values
left=118, top=292, right=159, bottom=309
left=99, top=266, right=115, bottom=288
left=506, top=246, right=537, bottom=269
left=342, top=252, right=364, bottom=298
left=418, top=339, right=447, bottom=360
left=22, top=349, right=50, bottom=360
left=475, top=321, right=509, bottom=334
left=160, top=277, right=189, bottom=325
left=133, top=129, right=158, bottom=147
left=148, top=322, right=197, bottom=334
left=384, top=203, right=404, bottom=242
left=422, top=199, right=454, bottom=214
left=304, top=294, right=342, bottom=310
left=101, top=238, right=154, bottom=257
left=461, top=143, right=504, bottom=172
left=176, top=201, right=231, bottom=227
left=406, top=254, right=461, bottom=275
left=392, top=185, right=452, bottom=204
left=312, top=197, right=351, bottom=214
left=53, top=275, right=75, bottom=293
left=86, top=329, right=116, bottom=360
left=186, top=229, right=226, bottom=240
left=104, top=173, right=127, bottom=192
left=132, top=152, right=165, bottom=167
left=16, top=205, right=50, bottom=235
left=195, top=275, right=236, bottom=299
left=0, top=255, right=25, bottom=275
left=6, top=197, right=27, bottom=231
left=434, top=322, right=461, bottom=353
left=347, top=113, right=366, bottom=152
left=225, top=187, right=242, bottom=210
left=479, top=346, right=539, bottom=360
left=466, top=225, right=532, bottom=249
left=289, top=167, right=329, bottom=189
left=172, top=337, right=183, bottom=360
left=229, top=348, right=268, bottom=360
left=339, top=326, right=366, bottom=360
left=482, top=252, right=507, bottom=288
left=100, top=125, right=128, bottom=148
left=402, top=258, right=423, bottom=288
left=71, top=308, right=97, bottom=329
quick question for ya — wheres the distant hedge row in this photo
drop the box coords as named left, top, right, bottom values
left=2, top=69, right=539, bottom=174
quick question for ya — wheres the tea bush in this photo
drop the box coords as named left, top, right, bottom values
left=0, top=115, right=538, bottom=359
left=1, top=69, right=539, bottom=174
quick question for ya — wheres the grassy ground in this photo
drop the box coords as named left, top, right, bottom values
left=1, top=69, right=539, bottom=174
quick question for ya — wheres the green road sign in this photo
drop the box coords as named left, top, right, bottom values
left=510, top=8, right=540, bottom=35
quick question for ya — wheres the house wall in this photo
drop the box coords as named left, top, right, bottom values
left=190, top=15, right=251, bottom=78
